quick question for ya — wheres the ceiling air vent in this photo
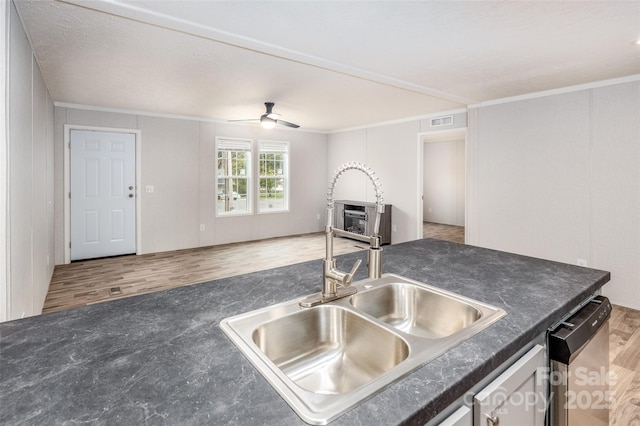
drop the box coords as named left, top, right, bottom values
left=430, top=115, right=453, bottom=128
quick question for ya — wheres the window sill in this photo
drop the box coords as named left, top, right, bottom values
left=257, top=209, right=290, bottom=215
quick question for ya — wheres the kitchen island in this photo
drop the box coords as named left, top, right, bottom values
left=0, top=239, right=610, bottom=425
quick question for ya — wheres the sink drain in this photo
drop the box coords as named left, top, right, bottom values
left=109, top=287, right=122, bottom=296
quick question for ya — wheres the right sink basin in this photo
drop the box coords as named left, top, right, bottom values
left=350, top=281, right=483, bottom=338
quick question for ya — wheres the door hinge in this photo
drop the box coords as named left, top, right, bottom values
left=68, top=192, right=71, bottom=199
left=69, top=242, right=71, bottom=248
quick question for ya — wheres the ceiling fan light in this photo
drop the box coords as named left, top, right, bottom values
left=260, top=116, right=276, bottom=129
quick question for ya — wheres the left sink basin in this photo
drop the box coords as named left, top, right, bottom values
left=253, top=305, right=409, bottom=395
left=220, top=298, right=411, bottom=425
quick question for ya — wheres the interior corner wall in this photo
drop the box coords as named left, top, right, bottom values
left=589, top=82, right=640, bottom=311
left=0, top=0, right=8, bottom=322
left=468, top=80, right=640, bottom=310
left=4, top=1, right=55, bottom=321
left=53, top=108, right=328, bottom=263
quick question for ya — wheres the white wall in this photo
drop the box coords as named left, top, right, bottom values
left=423, top=139, right=465, bottom=226
left=54, top=107, right=328, bottom=263
left=326, top=129, right=369, bottom=203
left=468, top=79, right=640, bottom=310
left=138, top=116, right=201, bottom=253
left=590, top=82, right=640, bottom=311
left=2, top=2, right=55, bottom=321
left=366, top=121, right=423, bottom=244
left=328, top=112, right=467, bottom=244
left=327, top=122, right=422, bottom=244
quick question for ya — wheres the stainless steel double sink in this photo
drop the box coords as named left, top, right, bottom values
left=220, top=274, right=506, bottom=424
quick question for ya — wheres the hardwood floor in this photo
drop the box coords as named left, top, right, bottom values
left=45, top=222, right=462, bottom=314
left=44, top=232, right=368, bottom=314
left=610, top=304, right=640, bottom=425
left=43, top=222, right=639, bottom=423
left=423, top=221, right=465, bottom=243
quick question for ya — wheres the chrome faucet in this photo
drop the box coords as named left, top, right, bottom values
left=300, top=162, right=385, bottom=308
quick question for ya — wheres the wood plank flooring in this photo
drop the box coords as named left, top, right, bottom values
left=423, top=221, right=465, bottom=243
left=44, top=222, right=462, bottom=313
left=44, top=232, right=368, bottom=314
left=42, top=221, right=639, bottom=423
left=610, top=304, right=640, bottom=425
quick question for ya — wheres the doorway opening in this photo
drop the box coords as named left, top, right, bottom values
left=418, top=129, right=467, bottom=244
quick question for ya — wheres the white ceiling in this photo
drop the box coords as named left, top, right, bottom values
left=15, top=0, right=640, bottom=132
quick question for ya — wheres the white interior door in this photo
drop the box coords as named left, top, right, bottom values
left=70, top=130, right=136, bottom=261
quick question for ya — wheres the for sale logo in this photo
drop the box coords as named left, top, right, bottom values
left=463, top=367, right=617, bottom=415
left=540, top=366, right=617, bottom=411
left=540, top=366, right=617, bottom=387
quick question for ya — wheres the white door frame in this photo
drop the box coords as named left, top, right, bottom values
left=416, top=128, right=468, bottom=242
left=64, top=124, right=142, bottom=264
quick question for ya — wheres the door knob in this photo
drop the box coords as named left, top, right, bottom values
left=128, top=194, right=134, bottom=198
left=128, top=186, right=134, bottom=190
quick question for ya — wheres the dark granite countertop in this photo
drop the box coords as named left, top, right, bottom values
left=0, top=239, right=610, bottom=425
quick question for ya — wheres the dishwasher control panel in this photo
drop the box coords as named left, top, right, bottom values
left=549, top=295, right=611, bottom=365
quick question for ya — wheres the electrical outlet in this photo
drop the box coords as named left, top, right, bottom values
left=145, top=185, right=154, bottom=193
left=200, top=224, right=205, bottom=232
left=392, top=224, right=397, bottom=232
left=577, top=259, right=588, bottom=267
left=316, top=213, right=321, bottom=220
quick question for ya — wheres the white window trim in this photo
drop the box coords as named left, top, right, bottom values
left=215, top=137, right=253, bottom=217
left=257, top=140, right=290, bottom=215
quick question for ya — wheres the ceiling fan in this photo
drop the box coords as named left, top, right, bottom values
left=230, top=102, right=300, bottom=129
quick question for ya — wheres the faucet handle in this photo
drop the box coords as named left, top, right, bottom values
left=343, top=259, right=362, bottom=287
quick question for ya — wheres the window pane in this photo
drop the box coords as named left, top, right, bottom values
left=259, top=177, right=286, bottom=211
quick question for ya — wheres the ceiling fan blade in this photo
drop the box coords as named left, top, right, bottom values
left=230, top=102, right=300, bottom=128
left=276, top=119, right=300, bottom=128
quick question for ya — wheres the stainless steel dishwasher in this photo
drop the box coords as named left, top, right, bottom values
left=548, top=295, right=612, bottom=426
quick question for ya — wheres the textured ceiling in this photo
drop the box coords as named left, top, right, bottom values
left=15, top=0, right=640, bottom=132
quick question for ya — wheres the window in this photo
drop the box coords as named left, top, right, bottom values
left=259, top=141, right=289, bottom=213
left=216, top=138, right=251, bottom=216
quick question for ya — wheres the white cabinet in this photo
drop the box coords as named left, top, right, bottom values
left=473, top=344, right=547, bottom=426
